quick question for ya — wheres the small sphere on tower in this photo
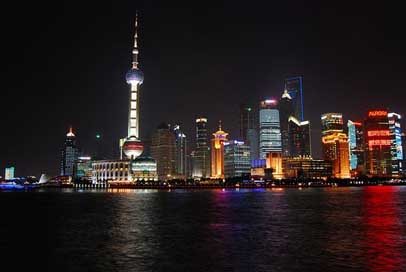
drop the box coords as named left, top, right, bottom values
left=126, top=68, right=144, bottom=85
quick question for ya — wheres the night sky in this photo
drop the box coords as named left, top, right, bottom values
left=2, top=1, right=405, bottom=177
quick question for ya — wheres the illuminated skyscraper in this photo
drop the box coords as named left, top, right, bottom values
left=224, top=140, right=251, bottom=178
left=122, top=14, right=144, bottom=159
left=288, top=116, right=311, bottom=157
left=193, top=118, right=210, bottom=178
left=151, top=123, right=176, bottom=181
left=321, top=113, right=344, bottom=136
left=347, top=120, right=365, bottom=173
left=210, top=121, right=228, bottom=178
left=364, top=109, right=392, bottom=176
left=60, top=127, right=79, bottom=176
left=279, top=89, right=294, bottom=157
left=259, top=99, right=281, bottom=159
left=322, top=132, right=350, bottom=178
left=284, top=76, right=304, bottom=121
left=388, top=112, right=403, bottom=176
left=173, top=125, right=188, bottom=179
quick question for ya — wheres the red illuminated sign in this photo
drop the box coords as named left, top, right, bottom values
left=367, top=130, right=390, bottom=137
left=368, top=139, right=391, bottom=147
left=368, top=110, right=388, bottom=118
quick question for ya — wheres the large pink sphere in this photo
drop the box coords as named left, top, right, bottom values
left=123, top=139, right=144, bottom=159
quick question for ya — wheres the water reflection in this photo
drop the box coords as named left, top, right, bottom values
left=362, top=186, right=405, bottom=272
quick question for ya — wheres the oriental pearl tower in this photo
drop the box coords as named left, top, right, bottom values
left=121, top=13, right=144, bottom=159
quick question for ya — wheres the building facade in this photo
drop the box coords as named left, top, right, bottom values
left=388, top=112, right=403, bottom=176
left=150, top=123, right=176, bottom=181
left=5, top=167, right=15, bottom=180
left=193, top=118, right=210, bottom=178
left=224, top=140, right=251, bottom=178
left=240, top=104, right=259, bottom=161
left=284, top=76, right=304, bottom=121
left=283, top=157, right=332, bottom=179
left=321, top=113, right=344, bottom=136
left=347, top=120, right=365, bottom=173
left=60, top=127, right=79, bottom=176
left=322, top=132, right=350, bottom=178
left=279, top=89, right=294, bottom=157
left=259, top=99, right=282, bottom=159
left=288, top=116, right=311, bottom=157
left=210, top=122, right=228, bottom=178
left=364, top=109, right=392, bottom=176
left=173, top=125, right=188, bottom=179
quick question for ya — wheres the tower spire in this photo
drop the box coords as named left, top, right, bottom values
left=132, top=12, right=139, bottom=69
left=218, top=120, right=222, bottom=131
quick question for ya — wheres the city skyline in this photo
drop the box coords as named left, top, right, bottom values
left=2, top=1, right=406, bottom=176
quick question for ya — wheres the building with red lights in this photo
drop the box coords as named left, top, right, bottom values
left=364, top=109, right=392, bottom=176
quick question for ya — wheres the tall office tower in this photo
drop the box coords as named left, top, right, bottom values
left=364, top=109, right=392, bottom=176
left=288, top=116, right=311, bottom=157
left=240, top=104, right=259, bottom=160
left=284, top=76, right=304, bottom=121
left=321, top=113, right=344, bottom=136
left=279, top=89, right=294, bottom=157
left=5, top=167, right=15, bottom=180
left=60, top=127, right=79, bottom=176
left=122, top=14, right=145, bottom=160
left=150, top=123, right=176, bottom=181
left=322, top=132, right=350, bottom=178
left=388, top=112, right=403, bottom=176
left=240, top=104, right=255, bottom=141
left=259, top=99, right=282, bottom=159
left=224, top=140, right=251, bottom=178
left=194, top=118, right=210, bottom=178
left=210, top=122, right=229, bottom=178
left=173, top=125, right=188, bottom=179
left=347, top=120, right=365, bottom=172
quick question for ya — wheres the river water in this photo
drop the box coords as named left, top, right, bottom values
left=1, top=186, right=405, bottom=271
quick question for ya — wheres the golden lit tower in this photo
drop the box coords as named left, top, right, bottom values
left=211, top=121, right=228, bottom=178
left=122, top=13, right=145, bottom=159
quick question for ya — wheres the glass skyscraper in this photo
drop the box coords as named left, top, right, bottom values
left=347, top=120, right=365, bottom=172
left=284, top=76, right=304, bottom=121
left=259, top=100, right=282, bottom=159
left=60, top=127, right=79, bottom=176
left=388, top=112, right=403, bottom=176
left=193, top=118, right=210, bottom=178
left=224, top=140, right=251, bottom=178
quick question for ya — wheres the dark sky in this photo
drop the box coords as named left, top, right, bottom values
left=2, top=1, right=405, bottom=177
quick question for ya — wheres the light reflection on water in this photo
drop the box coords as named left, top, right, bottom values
left=0, top=186, right=405, bottom=272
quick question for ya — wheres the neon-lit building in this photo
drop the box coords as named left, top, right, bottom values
left=321, top=113, right=343, bottom=136
left=193, top=118, right=210, bottom=178
left=5, top=167, right=15, bottom=180
left=121, top=14, right=144, bottom=160
left=288, top=116, right=311, bottom=157
left=151, top=123, right=176, bottom=181
left=92, top=160, right=131, bottom=183
left=259, top=99, right=282, bottom=158
left=388, top=112, right=403, bottom=176
left=284, top=76, right=304, bottom=121
left=60, top=127, right=79, bottom=176
left=210, top=122, right=228, bottom=178
left=322, top=132, right=350, bottom=179
left=347, top=120, right=365, bottom=173
left=364, top=109, right=392, bottom=176
left=224, top=140, right=251, bottom=178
